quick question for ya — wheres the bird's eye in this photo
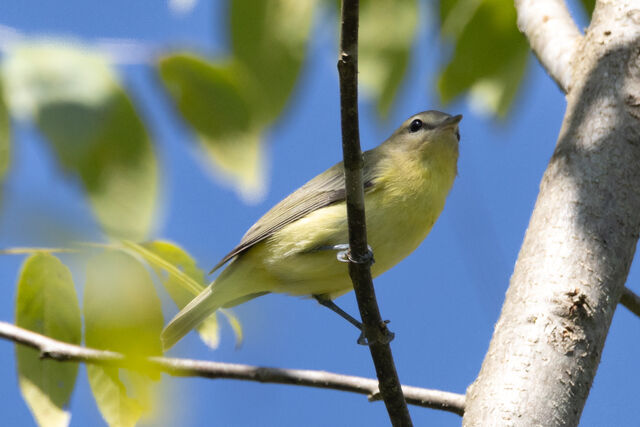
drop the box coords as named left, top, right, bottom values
left=409, top=119, right=423, bottom=133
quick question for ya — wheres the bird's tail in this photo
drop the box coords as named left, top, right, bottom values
left=162, top=285, right=221, bottom=350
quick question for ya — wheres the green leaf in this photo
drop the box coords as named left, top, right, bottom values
left=468, top=46, right=528, bottom=117
left=158, top=54, right=264, bottom=199
left=230, top=0, right=315, bottom=123
left=158, top=1, right=314, bottom=199
left=359, top=0, right=418, bottom=116
left=0, top=78, right=10, bottom=180
left=84, top=250, right=163, bottom=426
left=219, top=308, right=243, bottom=348
left=123, top=240, right=203, bottom=296
left=15, top=253, right=82, bottom=427
left=132, top=240, right=233, bottom=349
left=85, top=366, right=143, bottom=427
left=159, top=55, right=252, bottom=138
left=438, top=0, right=529, bottom=117
left=439, top=0, right=479, bottom=37
left=579, top=0, right=595, bottom=18
left=2, top=42, right=158, bottom=239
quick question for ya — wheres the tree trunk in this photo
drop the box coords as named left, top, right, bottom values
left=464, top=1, right=640, bottom=425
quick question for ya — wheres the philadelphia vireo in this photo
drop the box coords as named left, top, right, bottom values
left=162, top=110, right=462, bottom=349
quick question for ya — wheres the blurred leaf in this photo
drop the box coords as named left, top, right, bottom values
left=468, top=47, right=528, bottom=116
left=438, top=0, right=529, bottom=117
left=439, top=0, right=457, bottom=25
left=159, top=54, right=264, bottom=199
left=15, top=253, right=82, bottom=427
left=159, top=56, right=251, bottom=137
left=129, top=240, right=226, bottom=349
left=230, top=0, right=315, bottom=123
left=2, top=42, right=158, bottom=239
left=0, top=78, right=10, bottom=181
left=84, top=251, right=163, bottom=426
left=159, top=1, right=313, bottom=200
left=0, top=247, right=76, bottom=255
left=580, top=0, right=595, bottom=18
left=439, top=0, right=479, bottom=37
left=219, top=308, right=243, bottom=348
left=359, top=0, right=418, bottom=116
left=126, top=241, right=244, bottom=348
left=85, top=366, right=142, bottom=427
left=123, top=240, right=203, bottom=296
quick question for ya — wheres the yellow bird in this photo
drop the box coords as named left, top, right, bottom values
left=162, top=110, right=462, bottom=349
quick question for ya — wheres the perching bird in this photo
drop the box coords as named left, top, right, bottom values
left=162, top=110, right=462, bottom=349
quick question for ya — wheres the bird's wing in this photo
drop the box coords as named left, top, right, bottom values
left=210, top=154, right=378, bottom=273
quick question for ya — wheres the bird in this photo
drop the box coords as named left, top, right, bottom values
left=162, top=110, right=462, bottom=349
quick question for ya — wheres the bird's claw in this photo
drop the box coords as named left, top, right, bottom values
left=357, top=331, right=369, bottom=345
left=336, top=244, right=375, bottom=265
left=356, top=320, right=395, bottom=346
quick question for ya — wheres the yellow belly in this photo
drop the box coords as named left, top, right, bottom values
left=252, top=170, right=452, bottom=298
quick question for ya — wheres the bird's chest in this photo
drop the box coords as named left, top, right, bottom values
left=365, top=164, right=453, bottom=276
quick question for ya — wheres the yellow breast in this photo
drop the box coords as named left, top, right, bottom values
left=257, top=139, right=458, bottom=298
left=366, top=147, right=457, bottom=276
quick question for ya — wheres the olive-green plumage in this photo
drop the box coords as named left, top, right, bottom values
left=162, top=110, right=462, bottom=349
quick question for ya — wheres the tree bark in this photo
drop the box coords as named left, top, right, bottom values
left=464, top=1, right=640, bottom=425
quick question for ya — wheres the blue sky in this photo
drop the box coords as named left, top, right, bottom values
left=0, top=1, right=638, bottom=426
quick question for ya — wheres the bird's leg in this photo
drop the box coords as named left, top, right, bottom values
left=313, top=295, right=370, bottom=345
left=312, top=244, right=393, bottom=345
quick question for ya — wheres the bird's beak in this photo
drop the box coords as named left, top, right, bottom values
left=438, top=114, right=463, bottom=130
left=439, top=114, right=462, bottom=142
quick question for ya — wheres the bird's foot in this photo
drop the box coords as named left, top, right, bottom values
left=334, top=244, right=375, bottom=265
left=357, top=320, right=395, bottom=346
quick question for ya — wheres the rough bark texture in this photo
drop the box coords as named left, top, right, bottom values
left=464, top=1, right=640, bottom=425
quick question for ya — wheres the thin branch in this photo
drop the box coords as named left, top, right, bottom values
left=0, top=321, right=465, bottom=416
left=620, top=287, right=640, bottom=318
left=514, top=0, right=583, bottom=93
left=337, top=0, right=413, bottom=425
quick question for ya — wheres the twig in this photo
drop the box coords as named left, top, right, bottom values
left=336, top=0, right=413, bottom=425
left=0, top=321, right=465, bottom=416
left=620, top=287, right=640, bottom=318
left=514, top=0, right=582, bottom=93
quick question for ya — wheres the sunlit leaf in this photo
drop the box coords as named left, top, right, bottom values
left=123, top=241, right=203, bottom=295
left=438, top=0, right=529, bottom=117
left=219, top=308, right=243, bottom=348
left=159, top=1, right=313, bottom=200
left=132, top=240, right=232, bottom=349
left=439, top=0, right=479, bottom=38
left=0, top=78, right=10, bottom=181
left=85, top=366, right=142, bottom=427
left=2, top=42, right=158, bottom=239
left=468, top=47, right=528, bottom=116
left=201, top=130, right=264, bottom=201
left=15, top=253, right=82, bottom=427
left=158, top=54, right=264, bottom=200
left=0, top=247, right=76, bottom=255
left=230, top=0, right=315, bottom=123
left=359, top=0, right=418, bottom=116
left=84, top=251, right=163, bottom=426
